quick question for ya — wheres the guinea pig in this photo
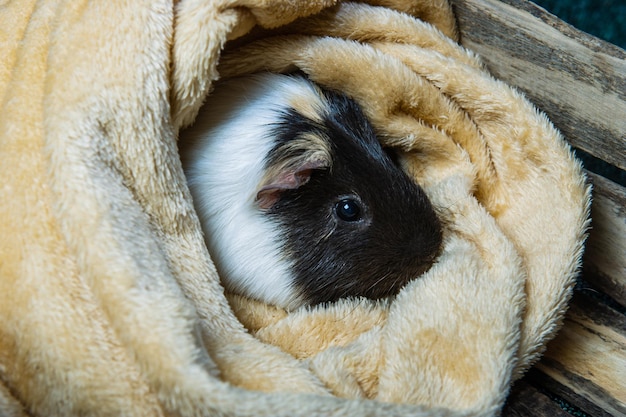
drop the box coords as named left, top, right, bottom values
left=179, top=73, right=443, bottom=310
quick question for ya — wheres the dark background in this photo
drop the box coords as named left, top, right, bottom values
left=531, top=0, right=626, bottom=49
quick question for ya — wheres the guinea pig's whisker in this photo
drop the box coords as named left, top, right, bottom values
left=362, top=271, right=393, bottom=298
left=318, top=223, right=337, bottom=242
left=336, top=299, right=367, bottom=322
left=437, top=194, right=474, bottom=217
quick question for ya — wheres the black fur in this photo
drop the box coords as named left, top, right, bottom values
left=266, top=80, right=443, bottom=305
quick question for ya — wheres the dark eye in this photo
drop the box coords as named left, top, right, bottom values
left=334, top=198, right=362, bottom=222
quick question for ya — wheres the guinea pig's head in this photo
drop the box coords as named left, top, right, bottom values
left=256, top=78, right=443, bottom=306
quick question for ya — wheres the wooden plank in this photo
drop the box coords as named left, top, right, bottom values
left=535, top=293, right=626, bottom=416
left=526, top=369, right=614, bottom=417
left=450, top=0, right=626, bottom=171
left=503, top=380, right=572, bottom=417
left=583, top=172, right=626, bottom=307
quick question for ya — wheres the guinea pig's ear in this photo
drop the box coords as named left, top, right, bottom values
left=256, top=158, right=328, bottom=210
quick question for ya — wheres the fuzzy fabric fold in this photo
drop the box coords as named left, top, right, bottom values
left=0, top=0, right=590, bottom=416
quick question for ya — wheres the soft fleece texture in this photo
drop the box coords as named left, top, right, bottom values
left=0, top=0, right=590, bottom=416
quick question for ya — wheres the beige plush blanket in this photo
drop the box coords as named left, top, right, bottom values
left=0, top=0, right=590, bottom=416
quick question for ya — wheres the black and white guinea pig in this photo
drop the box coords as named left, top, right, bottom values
left=180, top=73, right=443, bottom=310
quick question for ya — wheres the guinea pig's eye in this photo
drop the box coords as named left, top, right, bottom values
left=334, top=198, right=362, bottom=222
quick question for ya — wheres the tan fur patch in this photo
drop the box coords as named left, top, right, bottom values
left=288, top=83, right=328, bottom=124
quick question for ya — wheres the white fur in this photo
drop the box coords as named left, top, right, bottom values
left=181, top=75, right=323, bottom=309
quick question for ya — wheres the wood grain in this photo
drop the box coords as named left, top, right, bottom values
left=583, top=172, right=626, bottom=307
left=524, top=368, right=614, bottom=417
left=503, top=380, right=572, bottom=417
left=450, top=0, right=626, bottom=171
left=536, top=293, right=626, bottom=416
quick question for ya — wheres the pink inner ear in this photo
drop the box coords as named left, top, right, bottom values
left=256, top=168, right=315, bottom=210
left=256, top=188, right=283, bottom=210
left=256, top=159, right=326, bottom=210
